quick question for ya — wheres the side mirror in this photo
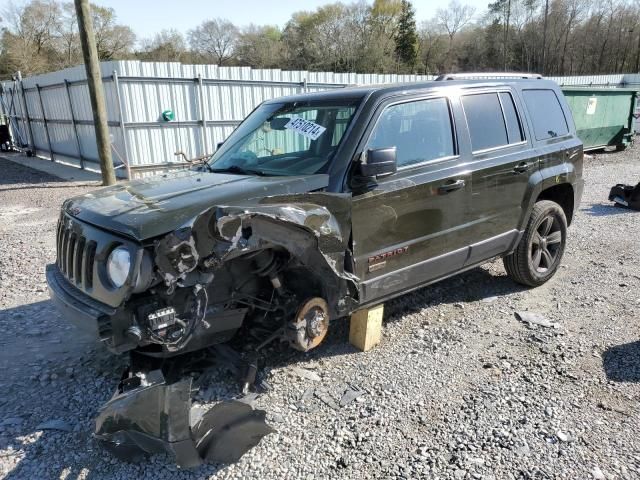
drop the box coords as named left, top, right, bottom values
left=358, top=147, right=397, bottom=178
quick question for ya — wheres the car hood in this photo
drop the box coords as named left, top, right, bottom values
left=65, top=169, right=331, bottom=241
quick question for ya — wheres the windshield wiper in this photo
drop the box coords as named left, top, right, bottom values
left=208, top=165, right=269, bottom=176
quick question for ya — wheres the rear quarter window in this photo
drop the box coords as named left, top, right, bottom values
left=499, top=92, right=524, bottom=144
left=522, top=89, right=569, bottom=141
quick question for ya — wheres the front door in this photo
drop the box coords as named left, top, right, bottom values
left=350, top=95, right=473, bottom=304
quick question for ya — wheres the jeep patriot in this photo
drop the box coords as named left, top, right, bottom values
left=47, top=76, right=584, bottom=357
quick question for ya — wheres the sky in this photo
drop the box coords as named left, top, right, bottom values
left=91, top=0, right=490, bottom=40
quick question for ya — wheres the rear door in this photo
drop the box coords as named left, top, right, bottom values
left=457, top=89, right=534, bottom=266
left=350, top=94, right=474, bottom=304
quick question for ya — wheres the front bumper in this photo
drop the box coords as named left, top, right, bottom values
left=47, top=263, right=248, bottom=356
left=46, top=263, right=115, bottom=339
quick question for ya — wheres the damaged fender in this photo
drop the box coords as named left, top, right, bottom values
left=213, top=192, right=357, bottom=314
left=155, top=192, right=357, bottom=318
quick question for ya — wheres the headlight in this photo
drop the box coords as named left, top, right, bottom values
left=107, top=247, right=131, bottom=288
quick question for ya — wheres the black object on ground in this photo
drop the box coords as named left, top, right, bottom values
left=94, top=349, right=274, bottom=468
left=609, top=182, right=640, bottom=211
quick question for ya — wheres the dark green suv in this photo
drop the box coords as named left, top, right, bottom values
left=47, top=77, right=584, bottom=357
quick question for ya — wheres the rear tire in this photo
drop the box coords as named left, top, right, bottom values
left=503, top=200, right=567, bottom=287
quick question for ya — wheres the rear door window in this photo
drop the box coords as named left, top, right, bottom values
left=522, top=89, right=569, bottom=140
left=461, top=92, right=526, bottom=152
left=366, top=97, right=456, bottom=168
left=461, top=93, right=511, bottom=151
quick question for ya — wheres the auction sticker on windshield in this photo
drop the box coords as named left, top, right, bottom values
left=284, top=117, right=327, bottom=140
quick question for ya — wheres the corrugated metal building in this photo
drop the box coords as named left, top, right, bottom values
left=0, top=62, right=637, bottom=178
left=0, top=61, right=433, bottom=177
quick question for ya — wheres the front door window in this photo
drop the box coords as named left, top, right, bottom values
left=366, top=97, right=455, bottom=168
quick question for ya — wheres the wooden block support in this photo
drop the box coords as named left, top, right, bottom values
left=349, top=304, right=384, bottom=352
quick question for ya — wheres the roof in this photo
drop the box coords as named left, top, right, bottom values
left=264, top=78, right=558, bottom=104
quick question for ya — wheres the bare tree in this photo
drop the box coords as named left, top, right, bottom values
left=188, top=18, right=238, bottom=66
left=436, top=0, right=476, bottom=69
left=559, top=0, right=591, bottom=74
left=1, top=0, right=135, bottom=73
left=4, top=0, right=61, bottom=53
left=3, top=0, right=640, bottom=79
left=418, top=19, right=447, bottom=73
left=234, top=25, right=284, bottom=68
left=139, top=29, right=187, bottom=62
left=1, top=0, right=61, bottom=74
left=58, top=2, right=81, bottom=67
left=90, top=5, right=135, bottom=60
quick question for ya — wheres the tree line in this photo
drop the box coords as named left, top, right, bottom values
left=1, top=0, right=640, bottom=79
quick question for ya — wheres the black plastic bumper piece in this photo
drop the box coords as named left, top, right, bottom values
left=46, top=264, right=116, bottom=337
left=609, top=182, right=640, bottom=210
left=95, top=368, right=274, bottom=468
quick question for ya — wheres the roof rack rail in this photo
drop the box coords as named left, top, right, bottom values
left=435, top=72, right=543, bottom=81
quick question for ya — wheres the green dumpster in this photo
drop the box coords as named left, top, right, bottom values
left=561, top=87, right=638, bottom=151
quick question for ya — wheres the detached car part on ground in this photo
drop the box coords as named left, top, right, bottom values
left=609, top=182, right=640, bottom=211
left=46, top=76, right=584, bottom=467
left=94, top=350, right=274, bottom=468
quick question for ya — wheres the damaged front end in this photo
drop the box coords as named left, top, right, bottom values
left=47, top=191, right=356, bottom=357
left=47, top=189, right=357, bottom=467
left=113, top=192, right=356, bottom=357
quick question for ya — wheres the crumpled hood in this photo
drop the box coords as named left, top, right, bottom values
left=64, top=169, right=330, bottom=240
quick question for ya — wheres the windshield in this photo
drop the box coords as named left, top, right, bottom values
left=207, top=100, right=360, bottom=176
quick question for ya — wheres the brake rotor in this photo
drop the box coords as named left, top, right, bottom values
left=288, top=298, right=330, bottom=352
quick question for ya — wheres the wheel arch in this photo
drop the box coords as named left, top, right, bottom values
left=536, top=183, right=575, bottom=225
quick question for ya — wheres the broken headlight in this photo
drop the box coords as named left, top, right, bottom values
left=107, top=246, right=131, bottom=288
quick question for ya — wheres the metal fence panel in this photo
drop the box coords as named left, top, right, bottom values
left=547, top=74, right=625, bottom=86
left=1, top=61, right=638, bottom=178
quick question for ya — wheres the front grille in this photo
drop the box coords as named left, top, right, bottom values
left=56, top=218, right=97, bottom=291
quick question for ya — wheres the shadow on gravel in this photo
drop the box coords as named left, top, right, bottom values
left=602, top=341, right=640, bottom=383
left=0, top=265, right=524, bottom=477
left=0, top=301, right=95, bottom=364
left=0, top=300, right=125, bottom=480
left=383, top=266, right=527, bottom=322
left=582, top=203, right=639, bottom=217
left=272, top=266, right=527, bottom=364
left=0, top=158, right=68, bottom=186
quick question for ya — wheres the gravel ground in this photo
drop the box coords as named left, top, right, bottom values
left=0, top=148, right=639, bottom=480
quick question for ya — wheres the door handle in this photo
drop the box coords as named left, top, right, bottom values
left=513, top=162, right=530, bottom=174
left=438, top=179, right=466, bottom=194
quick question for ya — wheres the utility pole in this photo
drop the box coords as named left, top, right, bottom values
left=541, top=0, right=549, bottom=75
left=503, top=0, right=511, bottom=71
left=635, top=28, right=640, bottom=73
left=74, top=0, right=116, bottom=185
